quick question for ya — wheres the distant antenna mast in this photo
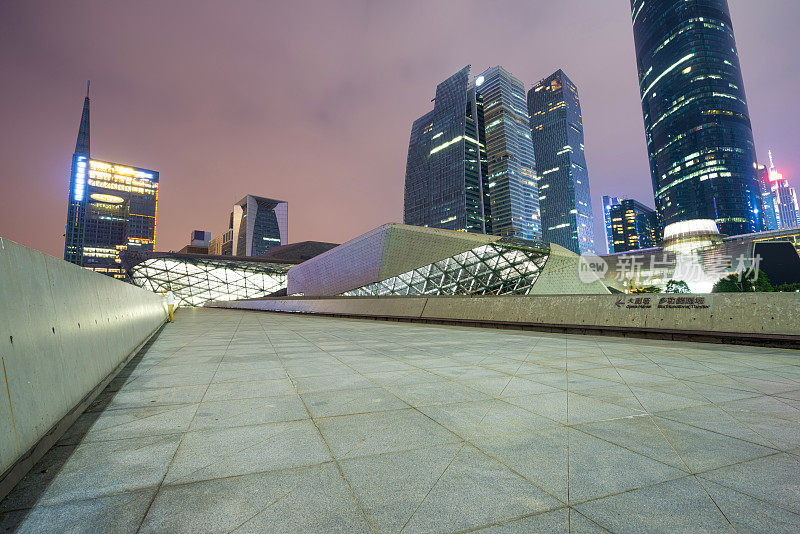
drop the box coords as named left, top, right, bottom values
left=87, top=80, right=90, bottom=98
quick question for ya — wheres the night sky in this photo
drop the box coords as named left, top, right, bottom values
left=1, top=0, right=798, bottom=256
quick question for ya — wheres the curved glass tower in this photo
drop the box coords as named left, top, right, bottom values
left=631, top=0, right=762, bottom=236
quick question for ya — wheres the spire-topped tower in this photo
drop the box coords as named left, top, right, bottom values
left=74, top=81, right=90, bottom=156
left=769, top=150, right=776, bottom=172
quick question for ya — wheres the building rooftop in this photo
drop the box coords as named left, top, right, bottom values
left=3, top=308, right=799, bottom=532
left=257, top=240, right=340, bottom=264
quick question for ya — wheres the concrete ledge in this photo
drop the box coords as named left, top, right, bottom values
left=0, top=322, right=164, bottom=500
left=0, top=238, right=168, bottom=500
left=207, top=293, right=800, bottom=349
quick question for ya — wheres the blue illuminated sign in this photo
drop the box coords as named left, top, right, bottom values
left=73, top=156, right=87, bottom=201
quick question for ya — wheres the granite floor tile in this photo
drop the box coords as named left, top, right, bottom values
left=190, top=396, right=307, bottom=430
left=5, top=308, right=800, bottom=533
left=164, top=420, right=330, bottom=484
left=471, top=426, right=569, bottom=501
left=339, top=443, right=464, bottom=532
left=700, top=479, right=800, bottom=534
left=567, top=428, right=687, bottom=503
left=0, top=488, right=157, bottom=534
left=474, top=507, right=608, bottom=533
left=2, top=434, right=181, bottom=509
left=202, top=378, right=297, bottom=401
left=58, top=403, right=198, bottom=444
left=316, top=408, right=460, bottom=459
left=575, top=477, right=732, bottom=533
left=699, top=453, right=800, bottom=515
left=400, top=444, right=562, bottom=533
left=301, top=386, right=409, bottom=417
left=651, top=417, right=778, bottom=473
left=418, top=399, right=554, bottom=439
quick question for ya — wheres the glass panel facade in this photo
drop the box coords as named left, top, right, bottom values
left=631, top=0, right=762, bottom=236
left=528, top=70, right=595, bottom=255
left=608, top=199, right=663, bottom=253
left=476, top=66, right=541, bottom=241
left=129, top=257, right=290, bottom=307
left=63, top=94, right=159, bottom=279
left=342, top=239, right=550, bottom=297
left=403, top=66, right=491, bottom=234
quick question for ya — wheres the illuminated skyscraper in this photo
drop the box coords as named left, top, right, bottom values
left=761, top=152, right=800, bottom=230
left=63, top=87, right=159, bottom=278
left=404, top=66, right=491, bottom=235
left=756, top=165, right=779, bottom=231
left=606, top=198, right=662, bottom=253
left=474, top=66, right=541, bottom=240
left=528, top=70, right=595, bottom=254
left=602, top=196, right=623, bottom=254
left=630, top=0, right=762, bottom=236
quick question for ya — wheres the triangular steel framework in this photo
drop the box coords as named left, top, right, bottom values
left=342, top=240, right=551, bottom=297
left=129, top=257, right=290, bottom=307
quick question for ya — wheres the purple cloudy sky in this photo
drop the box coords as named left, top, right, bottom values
left=1, top=0, right=798, bottom=256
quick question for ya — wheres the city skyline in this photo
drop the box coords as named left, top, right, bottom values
left=1, top=1, right=798, bottom=258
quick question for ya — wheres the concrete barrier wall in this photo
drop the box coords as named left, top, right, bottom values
left=208, top=292, right=800, bottom=339
left=0, top=238, right=167, bottom=495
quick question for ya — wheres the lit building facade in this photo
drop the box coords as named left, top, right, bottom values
left=606, top=198, right=662, bottom=253
left=122, top=252, right=290, bottom=307
left=475, top=66, right=541, bottom=240
left=286, top=224, right=608, bottom=297
left=761, top=153, right=800, bottom=230
left=404, top=66, right=492, bottom=235
left=528, top=70, right=594, bottom=255
left=602, top=196, right=623, bottom=254
left=63, top=89, right=159, bottom=278
left=121, top=242, right=337, bottom=306
left=232, top=195, right=288, bottom=256
left=756, top=165, right=779, bottom=231
left=630, top=0, right=762, bottom=236
left=208, top=196, right=288, bottom=257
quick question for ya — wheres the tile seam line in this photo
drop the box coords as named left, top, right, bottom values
left=135, top=309, right=244, bottom=533
left=292, top=315, right=570, bottom=507
left=630, top=347, right=800, bottom=462
left=594, top=343, right=738, bottom=530
left=257, top=312, right=379, bottom=533
left=694, top=470, right=800, bottom=518
left=282, top=313, right=571, bottom=518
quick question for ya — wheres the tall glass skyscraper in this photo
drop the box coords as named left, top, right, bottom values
left=63, top=88, right=159, bottom=279
left=631, top=0, right=762, bottom=236
left=475, top=66, right=541, bottom=240
left=528, top=70, right=595, bottom=254
left=602, top=196, right=623, bottom=254
left=404, top=66, right=491, bottom=234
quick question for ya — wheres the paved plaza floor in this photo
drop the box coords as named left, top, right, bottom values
left=2, top=307, right=800, bottom=533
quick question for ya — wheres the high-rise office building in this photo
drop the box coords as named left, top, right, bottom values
left=606, top=198, right=663, bottom=253
left=209, top=195, right=288, bottom=257
left=63, top=87, right=159, bottom=278
left=528, top=70, right=595, bottom=254
left=756, top=165, right=779, bottom=231
left=404, top=66, right=491, bottom=235
left=475, top=66, right=541, bottom=240
left=630, top=0, right=762, bottom=236
left=602, top=196, right=623, bottom=254
left=232, top=195, right=288, bottom=256
left=760, top=153, right=800, bottom=230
